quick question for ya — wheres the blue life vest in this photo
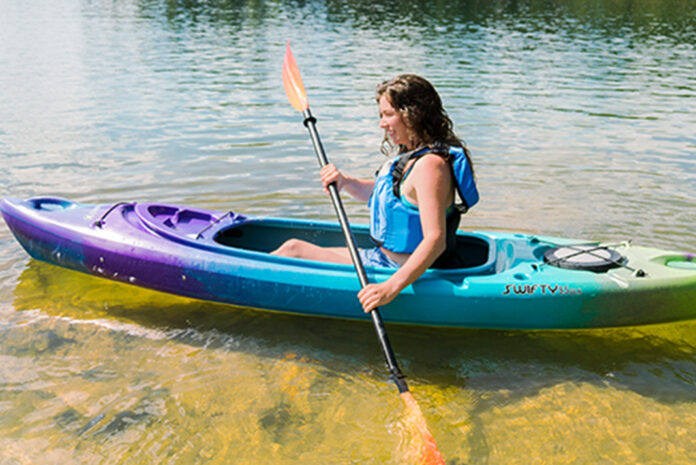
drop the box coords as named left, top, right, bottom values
left=368, top=144, right=478, bottom=254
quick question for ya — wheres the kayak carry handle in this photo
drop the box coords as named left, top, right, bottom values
left=93, top=202, right=135, bottom=228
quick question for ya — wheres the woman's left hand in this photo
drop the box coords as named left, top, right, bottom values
left=357, top=281, right=400, bottom=313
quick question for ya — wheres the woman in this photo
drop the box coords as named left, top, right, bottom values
left=271, top=74, right=478, bottom=313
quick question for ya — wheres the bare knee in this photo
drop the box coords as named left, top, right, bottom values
left=271, top=239, right=351, bottom=264
left=271, top=238, right=311, bottom=258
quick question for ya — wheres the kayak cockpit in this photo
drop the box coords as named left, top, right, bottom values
left=213, top=220, right=496, bottom=272
left=133, top=201, right=497, bottom=273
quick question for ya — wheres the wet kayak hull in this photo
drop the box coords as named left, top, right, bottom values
left=2, top=197, right=695, bottom=329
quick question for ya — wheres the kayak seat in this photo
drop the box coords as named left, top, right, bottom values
left=432, top=234, right=492, bottom=270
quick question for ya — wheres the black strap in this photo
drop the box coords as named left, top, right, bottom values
left=391, top=143, right=450, bottom=198
left=390, top=142, right=472, bottom=219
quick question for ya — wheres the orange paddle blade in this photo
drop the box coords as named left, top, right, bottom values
left=401, top=391, right=446, bottom=465
left=282, top=41, right=309, bottom=112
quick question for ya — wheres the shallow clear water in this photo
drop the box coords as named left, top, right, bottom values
left=1, top=0, right=695, bottom=463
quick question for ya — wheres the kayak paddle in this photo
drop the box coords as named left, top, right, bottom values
left=282, top=41, right=445, bottom=465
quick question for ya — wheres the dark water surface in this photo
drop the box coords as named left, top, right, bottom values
left=1, top=0, right=695, bottom=463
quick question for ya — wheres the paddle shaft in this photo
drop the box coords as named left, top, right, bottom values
left=302, top=109, right=409, bottom=394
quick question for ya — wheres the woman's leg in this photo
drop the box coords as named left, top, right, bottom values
left=270, top=238, right=353, bottom=264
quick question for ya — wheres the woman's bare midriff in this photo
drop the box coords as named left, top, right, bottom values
left=382, top=247, right=410, bottom=266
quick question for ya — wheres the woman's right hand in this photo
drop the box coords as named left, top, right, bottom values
left=320, top=163, right=345, bottom=193
left=320, top=164, right=374, bottom=202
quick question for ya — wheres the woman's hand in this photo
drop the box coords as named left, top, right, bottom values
left=355, top=154, right=453, bottom=314
left=357, top=280, right=400, bottom=313
left=320, top=164, right=375, bottom=202
left=320, top=164, right=345, bottom=193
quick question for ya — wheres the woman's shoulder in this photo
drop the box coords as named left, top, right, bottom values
left=407, top=152, right=453, bottom=188
left=414, top=151, right=451, bottom=172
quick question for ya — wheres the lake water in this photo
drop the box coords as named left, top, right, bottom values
left=1, top=0, right=695, bottom=463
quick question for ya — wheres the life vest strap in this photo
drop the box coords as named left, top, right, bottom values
left=391, top=143, right=473, bottom=213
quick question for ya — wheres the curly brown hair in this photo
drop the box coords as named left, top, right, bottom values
left=376, top=74, right=473, bottom=173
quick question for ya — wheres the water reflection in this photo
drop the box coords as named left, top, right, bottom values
left=5, top=258, right=696, bottom=462
left=11, top=259, right=696, bottom=402
left=140, top=0, right=696, bottom=44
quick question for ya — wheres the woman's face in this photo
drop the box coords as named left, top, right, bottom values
left=379, top=95, right=412, bottom=149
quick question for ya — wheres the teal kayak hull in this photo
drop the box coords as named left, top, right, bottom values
left=2, top=196, right=695, bottom=329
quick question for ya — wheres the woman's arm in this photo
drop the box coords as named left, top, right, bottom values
left=321, top=163, right=374, bottom=202
left=357, top=155, right=453, bottom=312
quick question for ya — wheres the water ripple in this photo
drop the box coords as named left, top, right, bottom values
left=1, top=0, right=696, bottom=463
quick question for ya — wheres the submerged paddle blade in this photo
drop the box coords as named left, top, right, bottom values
left=401, top=392, right=446, bottom=465
left=282, top=41, right=309, bottom=112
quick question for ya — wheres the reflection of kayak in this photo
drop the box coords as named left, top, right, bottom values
left=2, top=196, right=695, bottom=329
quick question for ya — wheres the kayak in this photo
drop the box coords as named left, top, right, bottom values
left=2, top=196, right=695, bottom=329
